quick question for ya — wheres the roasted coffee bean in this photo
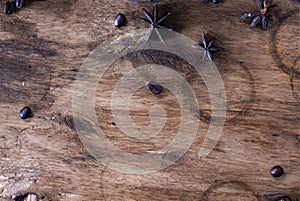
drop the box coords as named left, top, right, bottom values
left=19, top=106, right=32, bottom=119
left=201, top=0, right=222, bottom=4
left=270, top=165, right=284, bottom=177
left=9, top=0, right=15, bottom=13
left=114, top=13, right=126, bottom=28
left=14, top=193, right=40, bottom=201
left=276, top=196, right=292, bottom=201
left=212, top=0, right=222, bottom=3
left=147, top=82, right=163, bottom=95
left=4, top=1, right=10, bottom=14
left=4, top=1, right=15, bottom=15
left=15, top=0, right=24, bottom=9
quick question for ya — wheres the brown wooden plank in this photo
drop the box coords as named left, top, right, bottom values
left=0, top=0, right=299, bottom=200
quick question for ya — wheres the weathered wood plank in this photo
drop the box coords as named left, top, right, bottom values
left=0, top=0, right=299, bottom=200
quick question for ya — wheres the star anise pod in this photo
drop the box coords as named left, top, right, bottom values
left=192, top=32, right=224, bottom=62
left=241, top=0, right=278, bottom=30
left=139, top=4, right=171, bottom=42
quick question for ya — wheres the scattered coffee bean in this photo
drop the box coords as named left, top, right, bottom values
left=276, top=196, right=292, bottom=201
left=114, top=13, right=126, bottom=28
left=147, top=82, right=163, bottom=95
left=14, top=193, right=40, bottom=201
left=272, top=133, right=279, bottom=137
left=15, top=0, right=24, bottom=9
left=270, top=165, right=284, bottom=177
left=201, top=0, right=222, bottom=4
left=4, top=1, right=15, bottom=15
left=4, top=1, right=10, bottom=14
left=19, top=106, right=32, bottom=119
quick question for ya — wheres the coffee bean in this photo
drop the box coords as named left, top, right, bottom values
left=4, top=1, right=10, bottom=14
left=4, top=1, right=15, bottom=15
left=14, top=193, right=40, bottom=201
left=15, top=0, right=24, bottom=9
left=276, top=196, right=292, bottom=201
left=147, top=82, right=163, bottom=95
left=19, top=106, right=32, bottom=119
left=271, top=133, right=279, bottom=137
left=114, top=13, right=126, bottom=28
left=270, top=165, right=284, bottom=177
left=212, top=0, right=222, bottom=3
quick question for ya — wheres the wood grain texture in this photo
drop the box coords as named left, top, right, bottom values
left=0, top=0, right=299, bottom=200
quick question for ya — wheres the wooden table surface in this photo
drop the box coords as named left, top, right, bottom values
left=0, top=0, right=299, bottom=200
